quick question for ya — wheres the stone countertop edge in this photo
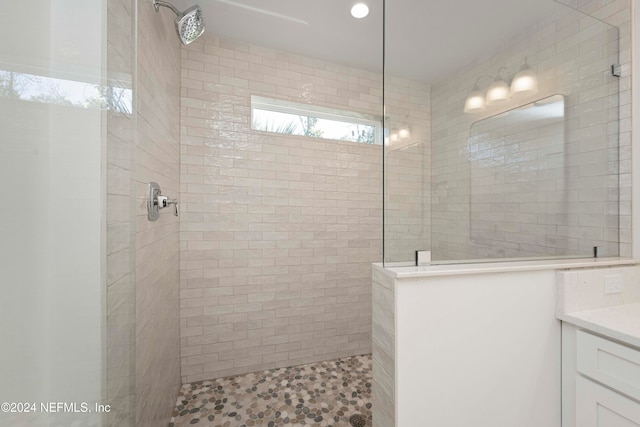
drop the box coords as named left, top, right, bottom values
left=558, top=302, right=640, bottom=349
left=373, top=257, right=639, bottom=279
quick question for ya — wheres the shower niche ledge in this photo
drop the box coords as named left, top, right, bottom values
left=371, top=257, right=639, bottom=427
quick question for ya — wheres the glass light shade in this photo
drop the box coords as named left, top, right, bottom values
left=398, top=127, right=411, bottom=139
left=510, top=68, right=538, bottom=96
left=464, top=89, right=486, bottom=113
left=390, top=132, right=399, bottom=142
left=485, top=79, right=510, bottom=105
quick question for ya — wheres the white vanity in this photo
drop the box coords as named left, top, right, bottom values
left=372, top=258, right=639, bottom=427
left=557, top=268, right=640, bottom=426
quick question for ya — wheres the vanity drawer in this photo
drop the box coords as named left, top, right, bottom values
left=576, top=376, right=640, bottom=426
left=577, top=330, right=640, bottom=402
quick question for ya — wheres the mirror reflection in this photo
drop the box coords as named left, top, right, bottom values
left=468, top=95, right=570, bottom=259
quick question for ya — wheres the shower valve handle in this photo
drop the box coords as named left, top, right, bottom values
left=147, top=182, right=179, bottom=220
left=157, top=195, right=179, bottom=216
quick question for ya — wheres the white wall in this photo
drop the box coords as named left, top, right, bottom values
left=372, top=268, right=561, bottom=427
left=395, top=271, right=560, bottom=427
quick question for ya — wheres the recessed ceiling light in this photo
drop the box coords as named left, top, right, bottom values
left=351, top=3, right=369, bottom=19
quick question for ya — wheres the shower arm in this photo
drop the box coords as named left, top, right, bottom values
left=153, top=0, right=182, bottom=16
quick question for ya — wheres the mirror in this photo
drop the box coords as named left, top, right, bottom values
left=468, top=95, right=568, bottom=258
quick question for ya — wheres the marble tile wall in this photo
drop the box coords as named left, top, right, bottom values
left=178, top=35, right=417, bottom=383
left=135, top=0, right=182, bottom=425
left=429, top=0, right=631, bottom=260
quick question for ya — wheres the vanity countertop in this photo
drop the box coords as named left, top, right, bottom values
left=375, top=257, right=637, bottom=279
left=558, top=302, right=640, bottom=349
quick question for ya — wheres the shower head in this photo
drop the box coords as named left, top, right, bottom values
left=153, top=0, right=205, bottom=45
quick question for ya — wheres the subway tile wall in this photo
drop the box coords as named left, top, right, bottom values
left=371, top=268, right=396, bottom=427
left=135, top=0, right=182, bottom=425
left=429, top=0, right=630, bottom=260
left=176, top=0, right=629, bottom=382
left=106, top=0, right=136, bottom=425
left=178, top=36, right=424, bottom=382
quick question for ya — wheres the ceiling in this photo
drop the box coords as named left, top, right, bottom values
left=174, top=0, right=570, bottom=83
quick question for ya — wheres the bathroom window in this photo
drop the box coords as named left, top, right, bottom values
left=251, top=95, right=381, bottom=145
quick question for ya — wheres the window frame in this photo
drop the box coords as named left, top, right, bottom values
left=251, top=95, right=383, bottom=145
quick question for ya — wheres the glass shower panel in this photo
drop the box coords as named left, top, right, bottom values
left=383, top=0, right=622, bottom=265
left=382, top=78, right=431, bottom=263
left=0, top=1, right=137, bottom=426
left=0, top=1, right=105, bottom=425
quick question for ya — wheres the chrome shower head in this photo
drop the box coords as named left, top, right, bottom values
left=153, top=0, right=205, bottom=45
left=175, top=5, right=205, bottom=45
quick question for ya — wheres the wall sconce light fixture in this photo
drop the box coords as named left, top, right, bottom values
left=464, top=58, right=538, bottom=114
left=463, top=86, right=487, bottom=113
left=485, top=67, right=511, bottom=106
left=510, top=59, right=538, bottom=97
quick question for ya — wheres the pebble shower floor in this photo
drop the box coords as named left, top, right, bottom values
left=169, top=354, right=372, bottom=427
